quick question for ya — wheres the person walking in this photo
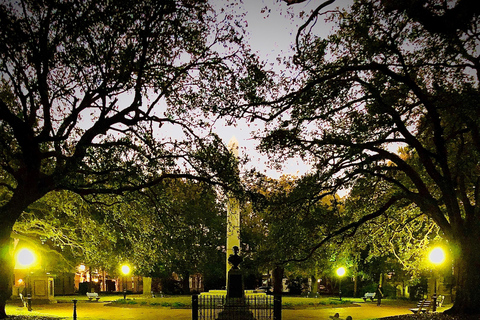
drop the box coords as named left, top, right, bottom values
left=375, top=284, right=383, bottom=306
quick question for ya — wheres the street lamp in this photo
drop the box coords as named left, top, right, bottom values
left=336, top=267, right=346, bottom=301
left=121, top=264, right=131, bottom=299
left=16, top=248, right=36, bottom=311
left=429, top=246, right=446, bottom=312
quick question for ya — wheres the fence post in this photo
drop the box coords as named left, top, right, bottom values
left=72, top=299, right=77, bottom=320
left=192, top=294, right=199, bottom=320
left=274, top=294, right=281, bottom=320
left=27, top=294, right=32, bottom=311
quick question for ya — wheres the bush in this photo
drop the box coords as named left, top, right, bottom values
left=172, top=302, right=186, bottom=308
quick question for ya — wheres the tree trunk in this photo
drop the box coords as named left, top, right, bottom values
left=272, top=266, right=284, bottom=295
left=312, top=276, right=318, bottom=296
left=0, top=225, right=14, bottom=319
left=353, top=273, right=358, bottom=298
left=445, top=236, right=480, bottom=315
left=182, top=272, right=190, bottom=294
left=0, top=191, right=44, bottom=319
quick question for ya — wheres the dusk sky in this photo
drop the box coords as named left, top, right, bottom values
left=210, top=0, right=353, bottom=177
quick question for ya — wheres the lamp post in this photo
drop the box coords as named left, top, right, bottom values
left=336, top=267, right=346, bottom=301
left=121, top=264, right=131, bottom=299
left=429, top=247, right=445, bottom=312
left=16, top=248, right=36, bottom=311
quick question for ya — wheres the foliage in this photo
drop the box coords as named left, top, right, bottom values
left=12, top=190, right=107, bottom=271
left=12, top=180, right=226, bottom=290
left=137, top=179, right=226, bottom=289
left=240, top=173, right=348, bottom=289
left=238, top=0, right=480, bottom=314
left=0, top=0, right=258, bottom=316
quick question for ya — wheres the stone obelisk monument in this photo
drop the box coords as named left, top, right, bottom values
left=226, top=137, right=240, bottom=285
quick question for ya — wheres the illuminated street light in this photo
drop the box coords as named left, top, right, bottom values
left=429, top=246, right=446, bottom=312
left=16, top=248, right=36, bottom=268
left=16, top=248, right=36, bottom=311
left=121, top=265, right=131, bottom=275
left=121, top=264, right=131, bottom=299
left=429, top=247, right=446, bottom=265
left=336, top=267, right=346, bottom=301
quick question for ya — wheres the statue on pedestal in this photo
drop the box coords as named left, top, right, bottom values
left=217, top=246, right=254, bottom=320
left=226, top=246, right=244, bottom=299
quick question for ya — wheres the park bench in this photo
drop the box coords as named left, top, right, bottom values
left=362, top=292, right=376, bottom=302
left=86, top=292, right=100, bottom=302
left=410, top=299, right=432, bottom=313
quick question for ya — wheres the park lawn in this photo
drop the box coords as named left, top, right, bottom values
left=56, top=294, right=355, bottom=308
left=282, top=296, right=353, bottom=309
left=54, top=294, right=415, bottom=309
left=54, top=294, right=190, bottom=307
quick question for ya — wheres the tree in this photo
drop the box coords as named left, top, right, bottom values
left=138, top=179, right=226, bottom=293
left=12, top=181, right=226, bottom=293
left=249, top=0, right=480, bottom=314
left=0, top=0, right=251, bottom=317
left=242, top=174, right=343, bottom=293
left=12, top=190, right=109, bottom=271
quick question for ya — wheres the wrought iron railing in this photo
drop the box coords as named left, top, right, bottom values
left=192, top=294, right=280, bottom=320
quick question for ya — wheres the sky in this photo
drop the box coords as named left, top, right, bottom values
left=209, top=0, right=353, bottom=178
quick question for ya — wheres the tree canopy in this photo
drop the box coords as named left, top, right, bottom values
left=241, top=0, right=480, bottom=315
left=0, top=0, right=253, bottom=317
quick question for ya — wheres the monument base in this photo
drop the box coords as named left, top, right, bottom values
left=200, top=290, right=267, bottom=296
left=216, top=297, right=255, bottom=320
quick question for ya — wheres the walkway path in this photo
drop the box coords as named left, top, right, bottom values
left=6, top=301, right=434, bottom=320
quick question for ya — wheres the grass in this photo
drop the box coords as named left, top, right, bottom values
left=281, top=296, right=354, bottom=308
left=7, top=317, right=62, bottom=320
left=54, top=293, right=358, bottom=308
left=53, top=294, right=418, bottom=309
left=29, top=293, right=427, bottom=310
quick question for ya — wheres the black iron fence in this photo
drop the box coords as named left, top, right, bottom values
left=192, top=294, right=281, bottom=320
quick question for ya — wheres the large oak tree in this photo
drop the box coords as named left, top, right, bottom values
left=248, top=0, right=480, bottom=315
left=0, top=0, right=250, bottom=317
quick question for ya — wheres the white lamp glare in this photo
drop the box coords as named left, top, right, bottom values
left=17, top=248, right=36, bottom=267
left=121, top=264, right=131, bottom=275
left=429, top=247, right=446, bottom=265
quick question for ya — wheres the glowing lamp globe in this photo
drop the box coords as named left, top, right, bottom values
left=16, top=248, right=36, bottom=268
left=121, top=264, right=131, bottom=275
left=429, top=247, right=446, bottom=265
left=336, top=267, right=346, bottom=277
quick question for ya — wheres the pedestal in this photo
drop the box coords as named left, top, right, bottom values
left=227, top=269, right=244, bottom=298
left=216, top=298, right=255, bottom=320
left=217, top=256, right=254, bottom=320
